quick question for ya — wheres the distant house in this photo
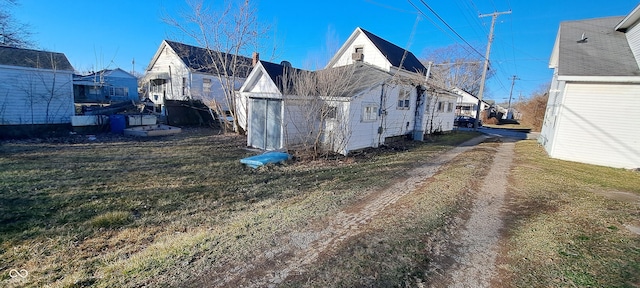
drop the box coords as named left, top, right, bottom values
left=143, top=40, right=254, bottom=112
left=451, top=87, right=489, bottom=118
left=239, top=27, right=457, bottom=154
left=73, top=68, right=139, bottom=103
left=0, top=46, right=74, bottom=127
left=540, top=5, right=640, bottom=169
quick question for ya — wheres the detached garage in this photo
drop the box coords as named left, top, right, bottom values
left=540, top=13, right=640, bottom=169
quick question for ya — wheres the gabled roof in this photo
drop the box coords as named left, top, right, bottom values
left=0, top=46, right=74, bottom=71
left=326, top=27, right=426, bottom=74
left=359, top=28, right=426, bottom=73
left=152, top=40, right=253, bottom=78
left=552, top=16, right=640, bottom=77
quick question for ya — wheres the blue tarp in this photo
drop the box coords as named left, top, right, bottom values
left=240, top=151, right=291, bottom=168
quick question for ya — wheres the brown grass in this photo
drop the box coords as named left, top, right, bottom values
left=0, top=128, right=479, bottom=287
left=498, top=140, right=640, bottom=287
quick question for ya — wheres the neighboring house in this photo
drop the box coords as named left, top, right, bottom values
left=73, top=68, right=139, bottom=103
left=239, top=27, right=458, bottom=155
left=451, top=87, right=489, bottom=118
left=540, top=5, right=640, bottom=169
left=0, top=46, right=74, bottom=126
left=143, top=40, right=254, bottom=112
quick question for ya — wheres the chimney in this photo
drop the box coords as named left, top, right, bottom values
left=252, top=52, right=259, bottom=66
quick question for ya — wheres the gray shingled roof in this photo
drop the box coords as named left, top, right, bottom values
left=260, top=60, right=392, bottom=97
left=0, top=46, right=74, bottom=71
left=165, top=40, right=253, bottom=78
left=558, top=16, right=640, bottom=76
left=359, top=28, right=426, bottom=73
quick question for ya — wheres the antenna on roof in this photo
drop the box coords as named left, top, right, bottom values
left=577, top=32, right=588, bottom=43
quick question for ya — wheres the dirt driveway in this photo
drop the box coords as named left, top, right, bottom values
left=192, top=135, right=516, bottom=287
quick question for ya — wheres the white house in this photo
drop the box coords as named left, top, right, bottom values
left=143, top=40, right=254, bottom=112
left=239, top=27, right=458, bottom=155
left=0, top=46, right=74, bottom=126
left=540, top=5, right=640, bottom=169
left=326, top=27, right=457, bottom=137
left=451, top=87, right=489, bottom=118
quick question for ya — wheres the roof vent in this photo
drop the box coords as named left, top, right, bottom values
left=280, top=61, right=292, bottom=67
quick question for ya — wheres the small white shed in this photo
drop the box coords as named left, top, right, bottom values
left=0, top=46, right=74, bottom=125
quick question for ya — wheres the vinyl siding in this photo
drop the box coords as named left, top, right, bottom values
left=625, top=21, right=640, bottom=69
left=330, top=33, right=391, bottom=71
left=0, top=65, right=74, bottom=125
left=550, top=82, right=640, bottom=169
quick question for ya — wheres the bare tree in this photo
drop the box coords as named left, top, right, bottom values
left=422, top=44, right=491, bottom=96
left=18, top=52, right=73, bottom=125
left=279, top=64, right=364, bottom=158
left=513, top=82, right=550, bottom=132
left=164, top=0, right=265, bottom=133
left=0, top=0, right=32, bottom=48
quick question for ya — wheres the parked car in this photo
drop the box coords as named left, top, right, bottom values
left=454, top=116, right=482, bottom=128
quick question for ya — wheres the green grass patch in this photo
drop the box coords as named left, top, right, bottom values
left=90, top=211, right=133, bottom=229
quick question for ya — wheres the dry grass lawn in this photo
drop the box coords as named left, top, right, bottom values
left=0, top=128, right=479, bottom=287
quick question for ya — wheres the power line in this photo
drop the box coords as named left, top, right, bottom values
left=415, top=0, right=486, bottom=59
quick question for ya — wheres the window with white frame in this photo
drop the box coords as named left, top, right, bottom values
left=397, top=89, right=410, bottom=109
left=203, top=78, right=212, bottom=93
left=362, top=103, right=378, bottom=122
left=447, top=102, right=453, bottom=112
left=437, top=101, right=445, bottom=112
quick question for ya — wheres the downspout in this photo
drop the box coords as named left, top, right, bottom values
left=413, top=61, right=432, bottom=141
left=377, top=83, right=385, bottom=146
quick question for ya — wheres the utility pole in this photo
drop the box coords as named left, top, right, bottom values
left=474, top=10, right=511, bottom=130
left=507, top=75, right=520, bottom=118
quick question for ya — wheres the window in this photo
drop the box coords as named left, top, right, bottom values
left=437, top=101, right=445, bottom=112
left=447, top=102, right=453, bottom=112
left=203, top=78, right=212, bottom=93
left=182, top=77, right=187, bottom=96
left=362, top=103, right=378, bottom=122
left=110, top=87, right=129, bottom=97
left=324, top=105, right=337, bottom=120
left=397, top=89, right=410, bottom=109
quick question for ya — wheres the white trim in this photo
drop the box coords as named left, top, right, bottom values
left=557, top=75, right=640, bottom=83
left=0, top=64, right=74, bottom=74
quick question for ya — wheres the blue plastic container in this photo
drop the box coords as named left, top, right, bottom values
left=109, top=115, right=126, bottom=134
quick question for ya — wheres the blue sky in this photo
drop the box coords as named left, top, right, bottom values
left=12, top=0, right=639, bottom=101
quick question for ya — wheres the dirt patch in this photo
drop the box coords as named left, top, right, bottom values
left=191, top=136, right=492, bottom=287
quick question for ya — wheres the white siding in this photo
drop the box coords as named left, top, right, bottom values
left=330, top=33, right=391, bottom=71
left=0, top=65, right=74, bottom=125
left=549, top=82, right=640, bottom=169
left=625, top=21, right=640, bottom=68
left=147, top=45, right=190, bottom=104
left=422, top=93, right=456, bottom=133
left=379, top=84, right=415, bottom=138
left=539, top=71, right=565, bottom=151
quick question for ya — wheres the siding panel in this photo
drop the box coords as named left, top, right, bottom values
left=552, top=83, right=640, bottom=168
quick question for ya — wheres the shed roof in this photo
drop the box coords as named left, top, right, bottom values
left=259, top=60, right=392, bottom=97
left=556, top=16, right=640, bottom=76
left=0, top=46, right=74, bottom=71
